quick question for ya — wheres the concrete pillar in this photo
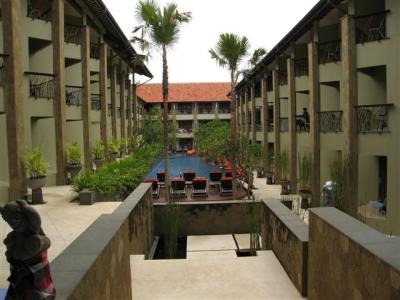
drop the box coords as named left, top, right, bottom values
left=251, top=84, right=256, bottom=143
left=272, top=68, right=281, bottom=183
left=100, top=39, right=108, bottom=154
left=120, top=64, right=126, bottom=140
left=111, top=61, right=117, bottom=138
left=341, top=14, right=358, bottom=216
left=214, top=102, right=218, bottom=119
left=2, top=0, right=26, bottom=200
left=245, top=88, right=250, bottom=139
left=81, top=16, right=92, bottom=170
left=309, top=39, right=321, bottom=207
left=193, top=103, right=199, bottom=132
left=240, top=92, right=245, bottom=135
left=261, top=77, right=269, bottom=172
left=287, top=58, right=297, bottom=193
left=132, top=75, right=138, bottom=135
left=127, top=75, right=132, bottom=137
left=52, top=0, right=67, bottom=185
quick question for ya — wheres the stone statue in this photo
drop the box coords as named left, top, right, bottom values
left=0, top=200, right=56, bottom=299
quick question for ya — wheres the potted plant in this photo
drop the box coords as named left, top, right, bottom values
left=66, top=142, right=82, bottom=178
left=24, top=148, right=49, bottom=204
left=92, top=140, right=105, bottom=169
left=265, top=151, right=274, bottom=185
left=108, top=138, right=120, bottom=160
left=72, top=170, right=96, bottom=205
left=298, top=153, right=311, bottom=209
left=119, top=138, right=127, bottom=157
left=280, top=149, right=290, bottom=195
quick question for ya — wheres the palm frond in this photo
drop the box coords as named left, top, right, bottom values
left=249, top=47, right=268, bottom=67
left=209, top=48, right=227, bottom=67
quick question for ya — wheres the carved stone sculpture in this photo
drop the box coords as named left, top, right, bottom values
left=0, top=200, right=56, bottom=299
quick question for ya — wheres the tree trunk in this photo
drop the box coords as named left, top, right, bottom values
left=162, top=44, right=170, bottom=203
left=230, top=71, right=238, bottom=198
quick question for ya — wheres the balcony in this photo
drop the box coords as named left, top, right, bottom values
left=278, top=70, right=288, bottom=86
left=26, top=71, right=55, bottom=99
left=319, top=111, right=343, bottom=133
left=64, top=24, right=82, bottom=45
left=268, top=122, right=274, bottom=132
left=356, top=10, right=389, bottom=44
left=108, top=104, right=113, bottom=116
left=66, top=86, right=83, bottom=107
left=356, top=104, right=393, bottom=134
left=280, top=118, right=288, bottom=132
left=91, top=94, right=101, bottom=111
left=219, top=108, right=230, bottom=114
left=294, top=59, right=308, bottom=77
left=318, top=40, right=341, bottom=64
left=90, top=43, right=100, bottom=60
left=256, top=124, right=262, bottom=132
left=176, top=109, right=193, bottom=115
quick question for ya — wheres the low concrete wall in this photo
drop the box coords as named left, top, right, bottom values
left=261, top=200, right=309, bottom=296
left=154, top=200, right=256, bottom=236
left=51, top=183, right=153, bottom=300
left=308, top=207, right=400, bottom=300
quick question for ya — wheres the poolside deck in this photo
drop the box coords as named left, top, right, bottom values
left=153, top=184, right=248, bottom=203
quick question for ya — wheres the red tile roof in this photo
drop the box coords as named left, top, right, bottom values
left=137, top=82, right=231, bottom=103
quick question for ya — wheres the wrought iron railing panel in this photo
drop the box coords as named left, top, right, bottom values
left=27, top=0, right=52, bottom=21
left=91, top=94, right=101, bottom=111
left=26, top=72, right=55, bottom=99
left=280, top=118, right=288, bottom=132
left=294, top=59, right=309, bottom=77
left=90, top=43, right=100, bottom=59
left=65, top=24, right=82, bottom=45
left=278, top=70, right=288, bottom=85
left=319, top=111, right=343, bottom=133
left=356, top=11, right=389, bottom=44
left=357, top=104, right=393, bottom=134
left=296, top=115, right=310, bottom=132
left=66, top=86, right=83, bottom=107
left=0, top=54, right=7, bottom=86
left=318, top=40, right=341, bottom=64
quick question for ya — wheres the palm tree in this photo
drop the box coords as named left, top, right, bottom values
left=209, top=33, right=250, bottom=198
left=135, top=0, right=191, bottom=202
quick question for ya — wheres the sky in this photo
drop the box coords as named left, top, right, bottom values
left=103, top=0, right=320, bottom=84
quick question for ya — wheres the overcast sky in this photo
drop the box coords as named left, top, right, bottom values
left=103, top=0, right=319, bottom=84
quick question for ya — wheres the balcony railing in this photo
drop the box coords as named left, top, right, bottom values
left=90, top=43, right=100, bottom=59
left=294, top=59, right=308, bottom=77
left=219, top=108, right=230, bottom=114
left=177, top=128, right=193, bottom=133
left=356, top=10, right=389, bottom=44
left=27, top=0, right=52, bottom=21
left=0, top=54, right=8, bottom=86
left=296, top=115, right=310, bottom=133
left=65, top=24, right=82, bottom=45
left=66, top=86, right=83, bottom=107
left=91, top=94, right=101, bottom=111
left=198, top=108, right=214, bottom=114
left=256, top=124, right=262, bottom=132
left=319, top=111, right=343, bottom=133
left=318, top=40, right=341, bottom=64
left=357, top=104, right=393, bottom=134
left=280, top=118, right=288, bottom=132
left=26, top=71, right=55, bottom=99
left=176, top=109, right=193, bottom=115
left=278, top=70, right=288, bottom=85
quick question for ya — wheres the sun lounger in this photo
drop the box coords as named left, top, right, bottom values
left=192, top=177, right=208, bottom=197
left=183, top=169, right=196, bottom=185
left=171, top=178, right=187, bottom=198
left=156, top=172, right=166, bottom=186
left=144, top=178, right=160, bottom=198
left=220, top=176, right=233, bottom=196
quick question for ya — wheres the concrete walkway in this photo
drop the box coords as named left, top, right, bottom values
left=131, top=234, right=305, bottom=300
left=0, top=185, right=121, bottom=288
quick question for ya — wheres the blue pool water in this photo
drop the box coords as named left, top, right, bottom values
left=146, top=155, right=223, bottom=179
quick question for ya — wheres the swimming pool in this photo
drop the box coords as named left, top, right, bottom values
left=146, top=155, right=223, bottom=179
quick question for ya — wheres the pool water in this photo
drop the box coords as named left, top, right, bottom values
left=146, top=155, right=223, bottom=180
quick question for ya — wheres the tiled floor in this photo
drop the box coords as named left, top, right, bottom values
left=0, top=185, right=121, bottom=288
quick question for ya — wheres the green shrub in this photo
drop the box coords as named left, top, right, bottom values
left=66, top=143, right=82, bottom=165
left=298, top=153, right=311, bottom=190
left=72, top=143, right=162, bottom=200
left=92, top=140, right=105, bottom=159
left=108, top=138, right=119, bottom=154
left=24, top=148, right=49, bottom=178
left=119, top=138, right=127, bottom=150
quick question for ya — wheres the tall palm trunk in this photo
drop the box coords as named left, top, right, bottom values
left=162, top=44, right=170, bottom=203
left=230, top=71, right=238, bottom=198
